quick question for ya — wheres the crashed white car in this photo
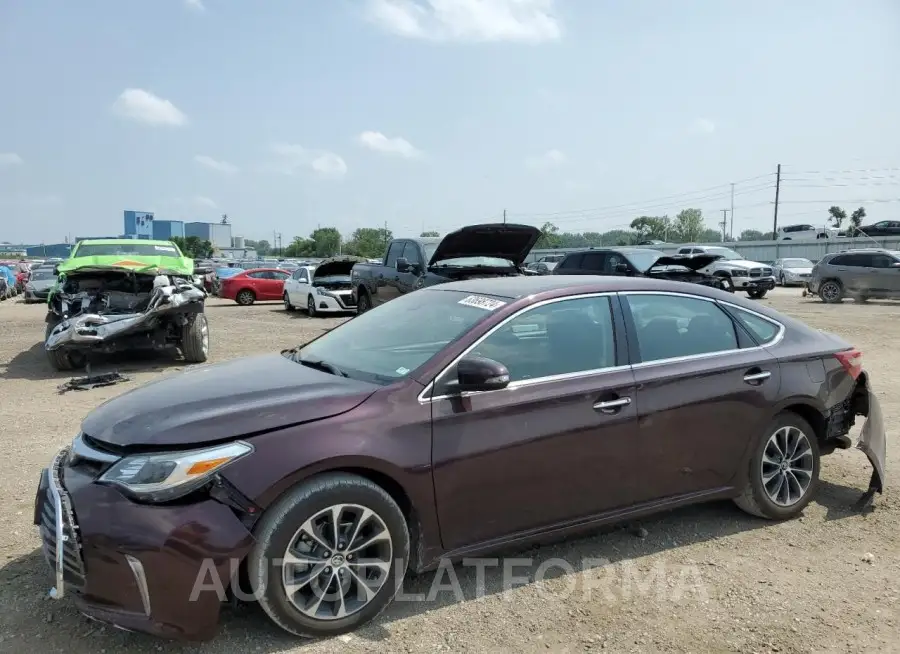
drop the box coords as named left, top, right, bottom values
left=675, top=245, right=776, bottom=298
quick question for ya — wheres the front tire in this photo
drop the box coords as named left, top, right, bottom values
left=44, top=318, right=86, bottom=371
left=747, top=288, right=767, bottom=299
left=284, top=293, right=296, bottom=311
left=180, top=312, right=209, bottom=363
left=734, top=413, right=820, bottom=520
left=356, top=291, right=372, bottom=314
left=248, top=473, right=410, bottom=638
left=307, top=294, right=317, bottom=318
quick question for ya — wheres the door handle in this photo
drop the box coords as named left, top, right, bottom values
left=743, top=370, right=771, bottom=384
left=593, top=397, right=631, bottom=413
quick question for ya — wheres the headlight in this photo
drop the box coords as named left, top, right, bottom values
left=99, top=441, right=252, bottom=502
left=314, top=286, right=333, bottom=297
left=727, top=268, right=749, bottom=277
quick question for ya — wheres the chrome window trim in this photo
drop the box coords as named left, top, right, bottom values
left=417, top=291, right=619, bottom=403
left=620, top=291, right=786, bottom=369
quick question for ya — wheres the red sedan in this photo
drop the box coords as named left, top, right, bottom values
left=218, top=268, right=291, bottom=305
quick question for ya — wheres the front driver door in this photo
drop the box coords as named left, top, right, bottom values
left=374, top=241, right=405, bottom=306
left=430, top=294, right=640, bottom=552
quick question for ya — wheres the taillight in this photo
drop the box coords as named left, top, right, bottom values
left=834, top=348, right=863, bottom=380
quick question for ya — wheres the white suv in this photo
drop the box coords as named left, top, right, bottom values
left=776, top=224, right=834, bottom=241
left=676, top=245, right=776, bottom=298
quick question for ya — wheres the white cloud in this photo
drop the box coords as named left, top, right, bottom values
left=358, top=131, right=422, bottom=159
left=366, top=0, right=561, bottom=43
left=525, top=148, right=566, bottom=170
left=690, top=118, right=716, bottom=135
left=268, top=143, right=348, bottom=179
left=112, top=89, right=187, bottom=127
left=193, top=196, right=217, bottom=209
left=185, top=0, right=206, bottom=12
left=194, top=155, right=238, bottom=175
left=0, top=152, right=23, bottom=167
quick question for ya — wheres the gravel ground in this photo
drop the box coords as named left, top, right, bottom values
left=0, top=290, right=897, bottom=654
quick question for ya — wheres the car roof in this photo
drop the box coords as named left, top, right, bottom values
left=429, top=274, right=725, bottom=300
left=76, top=238, right=178, bottom=246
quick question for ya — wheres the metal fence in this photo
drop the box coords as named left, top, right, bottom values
left=526, top=235, right=900, bottom=264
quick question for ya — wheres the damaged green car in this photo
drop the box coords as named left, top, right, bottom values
left=44, top=239, right=209, bottom=371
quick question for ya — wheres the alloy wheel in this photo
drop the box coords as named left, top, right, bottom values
left=281, top=504, right=393, bottom=621
left=820, top=281, right=841, bottom=302
left=199, top=314, right=210, bottom=356
left=307, top=295, right=316, bottom=317
left=760, top=426, right=814, bottom=507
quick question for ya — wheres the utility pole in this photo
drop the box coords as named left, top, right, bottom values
left=772, top=163, right=781, bottom=238
left=663, top=214, right=669, bottom=241
left=720, top=209, right=729, bottom=241
left=384, top=221, right=388, bottom=248
left=503, top=209, right=507, bottom=224
left=729, top=182, right=735, bottom=239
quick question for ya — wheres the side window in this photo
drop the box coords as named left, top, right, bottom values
left=291, top=269, right=304, bottom=281
left=557, top=253, right=583, bottom=270
left=677, top=248, right=692, bottom=255
left=385, top=241, right=405, bottom=267
left=401, top=242, right=423, bottom=267
left=272, top=271, right=290, bottom=280
left=729, top=307, right=781, bottom=344
left=828, top=255, right=848, bottom=266
left=873, top=221, right=890, bottom=228
left=580, top=252, right=607, bottom=271
left=247, top=271, right=268, bottom=279
left=298, top=269, right=309, bottom=283
left=625, top=294, right=738, bottom=362
left=468, top=296, right=616, bottom=382
left=870, top=254, right=895, bottom=268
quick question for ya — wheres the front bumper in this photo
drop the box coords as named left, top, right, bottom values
left=310, top=290, right=357, bottom=312
left=732, top=276, right=776, bottom=291
left=34, top=448, right=255, bottom=641
left=24, top=289, right=50, bottom=302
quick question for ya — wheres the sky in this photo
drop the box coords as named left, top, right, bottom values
left=1, top=0, right=899, bottom=245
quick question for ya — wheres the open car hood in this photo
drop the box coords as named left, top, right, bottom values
left=58, top=254, right=193, bottom=276
left=315, top=256, right=366, bottom=279
left=648, top=254, right=723, bottom=271
left=429, top=223, right=541, bottom=267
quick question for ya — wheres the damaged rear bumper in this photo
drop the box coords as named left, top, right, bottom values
left=46, top=283, right=206, bottom=351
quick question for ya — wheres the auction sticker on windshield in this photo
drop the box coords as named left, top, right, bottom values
left=458, top=295, right=507, bottom=311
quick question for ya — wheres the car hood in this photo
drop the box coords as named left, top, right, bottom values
left=315, top=257, right=366, bottom=279
left=81, top=353, right=378, bottom=448
left=429, top=223, right=541, bottom=267
left=58, top=255, right=193, bottom=276
left=715, top=259, right=768, bottom=269
left=648, top=254, right=722, bottom=271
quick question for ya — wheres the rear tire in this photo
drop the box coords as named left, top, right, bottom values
left=284, top=293, right=296, bottom=311
left=818, top=280, right=843, bottom=303
left=247, top=473, right=410, bottom=638
left=236, top=289, right=256, bottom=306
left=181, top=312, right=209, bottom=363
left=734, top=412, right=820, bottom=520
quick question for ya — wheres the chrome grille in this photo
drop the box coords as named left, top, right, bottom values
left=39, top=449, right=86, bottom=595
left=749, top=268, right=762, bottom=278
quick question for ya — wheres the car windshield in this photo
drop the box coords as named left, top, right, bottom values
left=29, top=268, right=56, bottom=280
left=75, top=243, right=181, bottom=257
left=703, top=247, right=742, bottom=260
left=291, top=289, right=508, bottom=383
left=622, top=249, right=665, bottom=272
left=423, top=243, right=439, bottom=260
left=783, top=258, right=813, bottom=267
left=431, top=256, right=514, bottom=268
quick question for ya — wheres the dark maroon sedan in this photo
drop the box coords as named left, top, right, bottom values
left=34, top=276, right=885, bottom=641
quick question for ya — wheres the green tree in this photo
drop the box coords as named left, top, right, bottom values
left=282, top=236, right=316, bottom=257
left=848, top=207, right=866, bottom=235
left=739, top=229, right=765, bottom=241
left=629, top=216, right=667, bottom=241
left=244, top=239, right=271, bottom=256
left=535, top=222, right=561, bottom=248
left=420, top=231, right=440, bottom=237
left=828, top=206, right=848, bottom=230
left=673, top=208, right=706, bottom=242
left=171, top=236, right=213, bottom=258
left=307, top=227, right=342, bottom=257
left=343, top=228, right=393, bottom=258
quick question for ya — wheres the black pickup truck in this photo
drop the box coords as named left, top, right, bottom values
left=350, top=223, right=540, bottom=313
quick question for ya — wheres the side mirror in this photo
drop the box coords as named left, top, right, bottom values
left=614, top=263, right=629, bottom=274
left=53, top=265, right=59, bottom=275
left=453, top=356, right=510, bottom=393
left=396, top=257, right=411, bottom=273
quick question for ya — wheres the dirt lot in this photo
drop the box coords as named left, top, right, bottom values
left=0, top=290, right=897, bottom=654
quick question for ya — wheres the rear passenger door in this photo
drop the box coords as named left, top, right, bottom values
left=620, top=291, right=782, bottom=501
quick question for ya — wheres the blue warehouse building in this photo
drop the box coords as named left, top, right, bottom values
left=122, top=210, right=154, bottom=239
left=152, top=220, right=185, bottom=240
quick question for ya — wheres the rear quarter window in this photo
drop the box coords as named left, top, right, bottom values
left=729, top=307, right=781, bottom=344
